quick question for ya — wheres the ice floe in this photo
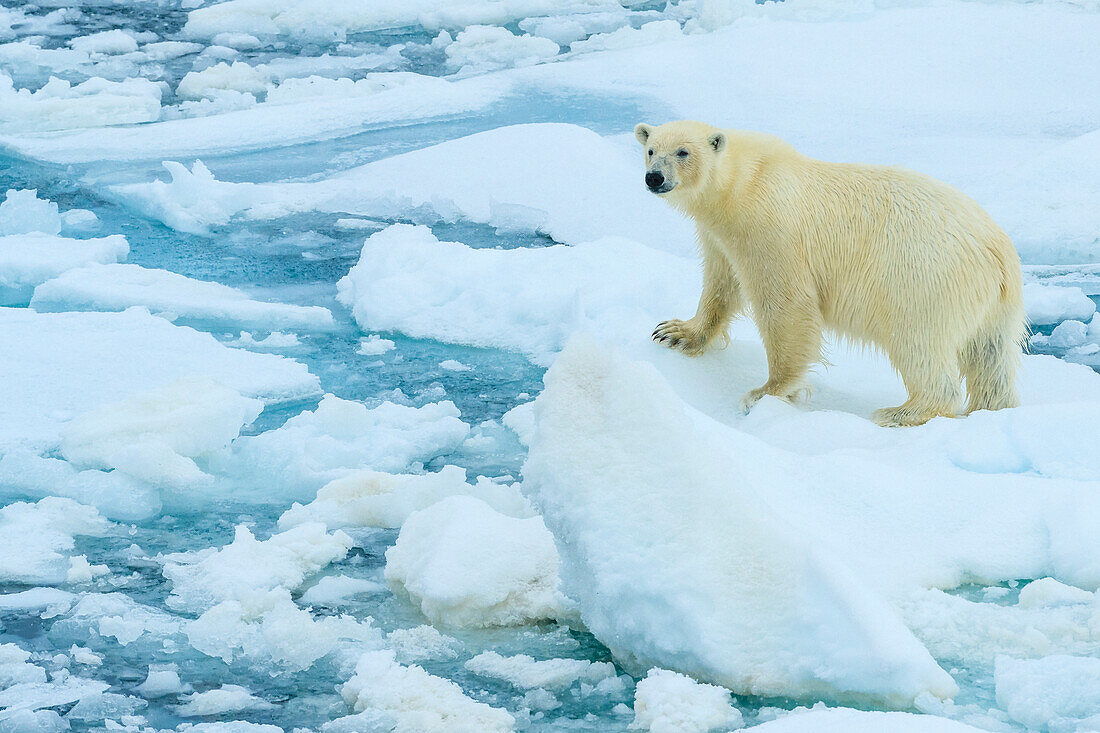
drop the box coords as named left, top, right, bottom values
left=630, top=668, right=743, bottom=733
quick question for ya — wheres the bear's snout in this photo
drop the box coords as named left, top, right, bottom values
left=645, top=170, right=666, bottom=192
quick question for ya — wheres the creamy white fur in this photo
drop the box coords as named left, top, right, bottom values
left=637, top=120, right=1026, bottom=426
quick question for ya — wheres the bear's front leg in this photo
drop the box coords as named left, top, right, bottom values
left=740, top=297, right=822, bottom=412
left=653, top=232, right=742, bottom=356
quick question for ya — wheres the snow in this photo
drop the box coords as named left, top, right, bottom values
left=108, top=124, right=694, bottom=251
left=0, top=498, right=111, bottom=585
left=175, top=685, right=273, bottom=717
left=464, top=651, right=615, bottom=690
left=384, top=496, right=571, bottom=628
left=31, top=263, right=336, bottom=331
left=162, top=522, right=352, bottom=612
left=0, top=73, right=161, bottom=133
left=340, top=649, right=515, bottom=733
left=336, top=225, right=695, bottom=365
left=444, top=26, right=559, bottom=76
left=0, top=307, right=320, bottom=453
left=58, top=378, right=262, bottom=491
left=570, top=20, right=682, bottom=55
left=214, top=394, right=470, bottom=502
left=0, top=234, right=128, bottom=306
left=278, top=465, right=533, bottom=531
left=994, top=655, right=1100, bottom=731
left=631, top=668, right=743, bottom=733
left=749, top=707, right=989, bottom=733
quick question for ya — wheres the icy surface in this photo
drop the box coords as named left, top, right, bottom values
left=631, top=668, right=743, bottom=733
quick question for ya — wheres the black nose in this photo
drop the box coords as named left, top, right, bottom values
left=645, top=171, right=664, bottom=190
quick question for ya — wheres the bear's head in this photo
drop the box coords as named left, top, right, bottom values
left=634, top=120, right=726, bottom=201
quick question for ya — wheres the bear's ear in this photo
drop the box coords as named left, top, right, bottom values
left=708, top=132, right=727, bottom=153
left=634, top=123, right=652, bottom=145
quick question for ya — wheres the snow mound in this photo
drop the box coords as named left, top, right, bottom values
left=278, top=465, right=533, bottom=531
left=994, top=655, right=1100, bottom=732
left=384, top=496, right=571, bottom=628
left=522, top=338, right=956, bottom=706
left=445, top=26, right=559, bottom=76
left=631, top=668, right=743, bottom=733
left=31, top=263, right=336, bottom=331
left=0, top=233, right=127, bottom=306
left=162, top=522, right=352, bottom=612
left=0, top=307, right=320, bottom=453
left=109, top=124, right=694, bottom=252
left=0, top=498, right=111, bottom=585
left=0, top=73, right=160, bottom=133
left=340, top=649, right=514, bottom=733
left=214, top=394, right=470, bottom=502
left=336, top=225, right=696, bottom=364
left=750, top=707, right=989, bottom=733
left=59, top=378, right=262, bottom=491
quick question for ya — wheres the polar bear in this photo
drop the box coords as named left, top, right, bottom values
left=635, top=120, right=1025, bottom=427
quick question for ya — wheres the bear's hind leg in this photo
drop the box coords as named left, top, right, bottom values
left=873, top=347, right=962, bottom=427
left=959, top=306, right=1024, bottom=414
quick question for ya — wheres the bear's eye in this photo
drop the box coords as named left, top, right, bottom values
left=676, top=149, right=689, bottom=158
left=648, top=149, right=654, bottom=157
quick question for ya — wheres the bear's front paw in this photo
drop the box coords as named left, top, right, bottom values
left=739, top=387, right=768, bottom=413
left=652, top=319, right=706, bottom=356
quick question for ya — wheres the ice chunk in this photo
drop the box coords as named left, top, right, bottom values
left=336, top=225, right=697, bottom=364
left=186, top=588, right=381, bottom=671
left=1017, top=578, right=1095, bottom=609
left=0, top=588, right=75, bottom=618
left=0, top=233, right=128, bottom=305
left=278, top=465, right=533, bottom=531
left=445, top=26, right=559, bottom=76
left=59, top=378, right=263, bottom=490
left=0, top=189, right=61, bottom=235
left=300, top=575, right=385, bottom=606
left=995, top=655, right=1100, bottom=731
left=0, top=643, right=46, bottom=688
left=0, top=498, right=110, bottom=585
left=749, top=707, right=988, bottom=732
left=439, top=359, right=471, bottom=371
left=631, top=668, right=743, bottom=733
left=0, top=73, right=161, bottom=133
left=522, top=339, right=956, bottom=705
left=340, top=649, right=514, bottom=733
left=163, top=523, right=352, bottom=612
left=67, top=30, right=139, bottom=55
left=215, top=395, right=470, bottom=502
left=66, top=555, right=109, bottom=583
left=384, top=496, right=571, bottom=628
left=176, top=685, right=274, bottom=716
left=0, top=307, right=320, bottom=453
left=140, top=40, right=204, bottom=61
left=386, top=625, right=461, bottom=664
left=1024, top=283, right=1097, bottom=325
left=356, top=334, right=394, bottom=355
left=135, top=665, right=189, bottom=698
left=185, top=724, right=283, bottom=733
left=465, top=651, right=615, bottom=690
left=1048, top=318, right=1089, bottom=349
left=177, top=61, right=270, bottom=100
left=51, top=593, right=184, bottom=648
left=232, top=331, right=301, bottom=349
left=0, top=676, right=109, bottom=714
left=32, top=263, right=335, bottom=331
left=570, top=20, right=682, bottom=54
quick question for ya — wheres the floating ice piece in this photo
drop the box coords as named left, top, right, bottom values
left=163, top=523, right=352, bottom=612
left=386, top=625, right=461, bottom=664
left=340, top=649, right=514, bottom=733
left=51, top=593, right=184, bottom=649
left=0, top=588, right=75, bottom=618
left=66, top=555, right=109, bottom=584
left=1048, top=319, right=1089, bottom=349
left=631, top=668, right=743, bottom=733
left=266, top=72, right=442, bottom=105
left=445, top=26, right=558, bottom=76
left=140, top=40, right=204, bottom=61
left=177, top=61, right=270, bottom=100
left=110, top=124, right=693, bottom=253
left=0, top=307, right=320, bottom=453
left=135, top=665, right=189, bottom=698
left=995, top=655, right=1100, bottom=731
left=186, top=723, right=284, bottom=733
left=187, top=588, right=381, bottom=671
left=176, top=685, right=274, bottom=717
left=232, top=331, right=301, bottom=349
left=0, top=233, right=127, bottom=306
left=0, top=643, right=46, bottom=688
left=439, top=359, right=471, bottom=372
left=300, top=575, right=385, bottom=606
left=522, top=339, right=956, bottom=706
left=216, top=395, right=470, bottom=502
left=32, top=263, right=336, bottom=331
left=749, top=707, right=988, bottom=732
left=1024, top=283, right=1097, bottom=325
left=0, top=450, right=161, bottom=521
left=357, top=334, right=394, bottom=355
left=1017, top=578, right=1095, bottom=609
left=570, top=20, right=682, bottom=55
left=278, top=465, right=533, bottom=531
left=0, top=676, right=109, bottom=715
left=67, top=30, right=138, bottom=55
left=465, top=651, right=615, bottom=691
left=0, top=188, right=61, bottom=235
left=59, top=378, right=262, bottom=491
left=336, top=225, right=696, bottom=365
left=0, top=498, right=110, bottom=585
left=0, top=73, right=161, bottom=133
left=384, top=496, right=571, bottom=628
